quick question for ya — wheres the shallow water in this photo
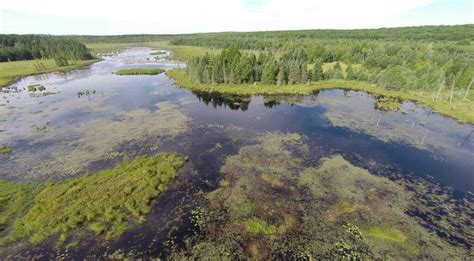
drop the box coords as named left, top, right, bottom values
left=0, top=48, right=472, bottom=258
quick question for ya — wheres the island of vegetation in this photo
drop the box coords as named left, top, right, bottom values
left=0, top=35, right=98, bottom=87
left=0, top=153, right=184, bottom=246
left=115, top=68, right=165, bottom=75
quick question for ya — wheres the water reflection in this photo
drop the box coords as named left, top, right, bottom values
left=191, top=91, right=251, bottom=111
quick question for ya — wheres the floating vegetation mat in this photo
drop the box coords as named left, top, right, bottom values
left=170, top=132, right=471, bottom=260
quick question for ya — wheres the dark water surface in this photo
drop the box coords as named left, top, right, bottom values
left=0, top=48, right=472, bottom=258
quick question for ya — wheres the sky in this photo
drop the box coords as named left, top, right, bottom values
left=0, top=0, right=472, bottom=35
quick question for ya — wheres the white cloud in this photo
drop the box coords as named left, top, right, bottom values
left=0, top=0, right=447, bottom=34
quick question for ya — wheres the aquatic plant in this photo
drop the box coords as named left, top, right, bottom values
left=14, top=102, right=190, bottom=180
left=42, top=92, right=57, bottom=96
left=0, top=146, right=11, bottom=154
left=245, top=217, right=277, bottom=235
left=372, top=94, right=403, bottom=111
left=365, top=227, right=407, bottom=243
left=151, top=50, right=166, bottom=55
left=115, top=68, right=165, bottom=75
left=171, top=132, right=469, bottom=259
left=77, top=89, right=96, bottom=98
left=0, top=146, right=12, bottom=154
left=2, top=153, right=184, bottom=245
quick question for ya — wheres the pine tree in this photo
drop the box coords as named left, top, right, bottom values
left=288, top=62, right=301, bottom=84
left=262, top=59, right=278, bottom=84
left=301, top=64, right=308, bottom=83
left=313, top=61, right=324, bottom=81
left=307, top=69, right=313, bottom=84
left=277, top=66, right=287, bottom=86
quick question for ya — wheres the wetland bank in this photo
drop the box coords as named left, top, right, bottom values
left=0, top=48, right=472, bottom=259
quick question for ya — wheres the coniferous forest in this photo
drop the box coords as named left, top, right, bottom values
left=0, top=35, right=92, bottom=65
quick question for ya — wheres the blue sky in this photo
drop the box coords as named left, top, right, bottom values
left=1, top=0, right=472, bottom=35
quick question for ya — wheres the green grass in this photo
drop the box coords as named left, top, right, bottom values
left=365, top=227, right=407, bottom=243
left=115, top=68, right=165, bottom=75
left=167, top=68, right=474, bottom=124
left=86, top=43, right=137, bottom=55
left=1, top=153, right=184, bottom=245
left=245, top=217, right=277, bottom=235
left=0, top=59, right=99, bottom=88
left=166, top=45, right=220, bottom=61
left=0, top=146, right=11, bottom=154
left=0, top=180, right=44, bottom=237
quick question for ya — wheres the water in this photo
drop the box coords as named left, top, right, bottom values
left=0, top=48, right=472, bottom=258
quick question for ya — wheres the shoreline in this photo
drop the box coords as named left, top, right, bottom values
left=167, top=68, right=474, bottom=124
left=0, top=59, right=101, bottom=88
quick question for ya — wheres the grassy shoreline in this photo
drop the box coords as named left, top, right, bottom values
left=167, top=68, right=474, bottom=124
left=0, top=59, right=100, bottom=88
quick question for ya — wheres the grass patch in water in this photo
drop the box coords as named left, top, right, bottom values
left=1, top=153, right=184, bottom=245
left=0, top=146, right=11, bottom=154
left=115, top=68, right=165, bottom=75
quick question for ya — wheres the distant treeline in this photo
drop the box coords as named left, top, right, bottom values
left=59, top=34, right=173, bottom=44
left=0, top=35, right=92, bottom=65
left=171, top=24, right=474, bottom=47
left=63, top=25, right=473, bottom=45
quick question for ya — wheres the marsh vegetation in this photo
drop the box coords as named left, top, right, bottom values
left=0, top=153, right=183, bottom=246
left=170, top=133, right=471, bottom=259
left=115, top=68, right=165, bottom=75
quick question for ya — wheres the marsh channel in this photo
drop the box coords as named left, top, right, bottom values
left=0, top=48, right=472, bottom=259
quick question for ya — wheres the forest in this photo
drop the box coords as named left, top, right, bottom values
left=0, top=35, right=92, bottom=65
left=182, top=32, right=473, bottom=91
